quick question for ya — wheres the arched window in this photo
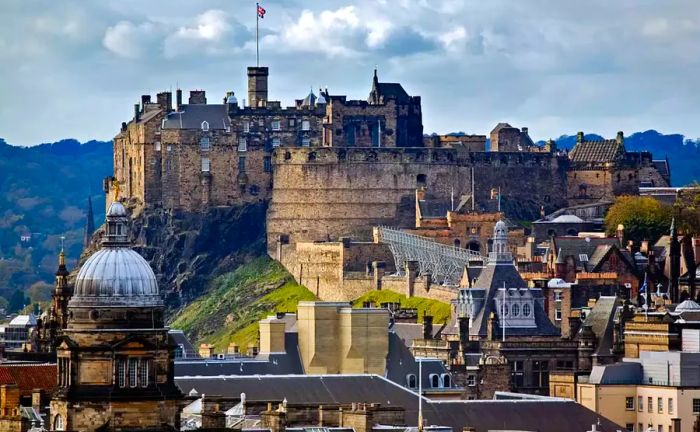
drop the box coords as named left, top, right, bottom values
left=442, top=374, right=451, bottom=388
left=511, top=303, right=520, bottom=317
left=566, top=229, right=578, bottom=236
left=522, top=303, right=531, bottom=317
left=430, top=373, right=440, bottom=388
left=406, top=374, right=417, bottom=389
left=467, top=240, right=480, bottom=253
left=54, top=415, right=64, bottom=431
left=201, top=121, right=209, bottom=131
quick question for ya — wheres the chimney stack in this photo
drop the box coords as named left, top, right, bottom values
left=134, top=104, right=140, bottom=122
left=140, top=95, right=151, bottom=112
left=189, top=90, right=207, bottom=105
left=176, top=89, right=183, bottom=111
left=248, top=66, right=269, bottom=108
left=423, top=315, right=433, bottom=340
left=157, top=92, right=172, bottom=112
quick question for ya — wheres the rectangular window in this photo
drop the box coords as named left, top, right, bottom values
left=668, top=397, right=674, bottom=414
left=301, top=137, right=311, bottom=147
left=302, top=120, right=310, bottom=131
left=658, top=397, right=663, bottom=413
left=271, top=120, right=281, bottom=131
left=167, top=144, right=172, bottom=152
left=693, top=398, right=700, bottom=415
left=531, top=360, right=549, bottom=388
left=467, top=374, right=476, bottom=386
left=117, top=359, right=126, bottom=387
left=155, top=141, right=161, bottom=151
left=264, top=156, right=272, bottom=173
left=658, top=425, right=663, bottom=432
left=510, top=360, right=524, bottom=388
left=638, top=424, right=642, bottom=432
left=201, top=157, right=210, bottom=172
left=638, top=396, right=643, bottom=412
left=272, top=137, right=281, bottom=148
left=139, top=359, right=149, bottom=388
left=555, top=308, right=562, bottom=321
left=199, top=137, right=210, bottom=151
left=243, top=121, right=250, bottom=133
left=288, top=118, right=296, bottom=127
left=238, top=157, right=246, bottom=172
left=648, top=396, right=653, bottom=413
left=554, top=291, right=562, bottom=302
left=128, top=358, right=138, bottom=388
left=625, top=397, right=634, bottom=410
left=238, top=138, right=247, bottom=152
left=624, top=425, right=633, bottom=432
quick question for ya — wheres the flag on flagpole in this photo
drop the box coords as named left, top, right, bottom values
left=639, top=273, right=648, bottom=308
left=257, top=4, right=266, bottom=18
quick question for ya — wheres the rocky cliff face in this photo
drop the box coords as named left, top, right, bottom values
left=82, top=201, right=267, bottom=310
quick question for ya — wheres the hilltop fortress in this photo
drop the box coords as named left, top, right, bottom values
left=107, top=66, right=670, bottom=300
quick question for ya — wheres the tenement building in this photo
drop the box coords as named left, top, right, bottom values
left=50, top=201, right=183, bottom=431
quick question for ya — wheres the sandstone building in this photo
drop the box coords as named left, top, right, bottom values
left=50, top=201, right=182, bottom=431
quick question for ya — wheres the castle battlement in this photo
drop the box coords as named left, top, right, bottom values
left=273, top=146, right=565, bottom=168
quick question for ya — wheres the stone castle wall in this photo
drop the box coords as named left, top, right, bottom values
left=268, top=146, right=569, bottom=260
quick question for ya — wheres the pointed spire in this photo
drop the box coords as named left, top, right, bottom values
left=83, top=195, right=95, bottom=248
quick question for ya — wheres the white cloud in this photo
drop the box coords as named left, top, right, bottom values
left=2, top=0, right=700, bottom=145
left=103, top=21, right=160, bottom=59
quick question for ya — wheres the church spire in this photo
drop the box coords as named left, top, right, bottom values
left=83, top=195, right=95, bottom=248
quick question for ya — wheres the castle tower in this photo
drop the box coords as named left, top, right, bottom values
left=50, top=201, right=182, bottom=431
left=83, top=195, right=95, bottom=249
left=247, top=66, right=269, bottom=108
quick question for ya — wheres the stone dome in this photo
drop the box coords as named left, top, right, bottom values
left=676, top=299, right=700, bottom=312
left=70, top=200, right=162, bottom=307
left=73, top=248, right=160, bottom=306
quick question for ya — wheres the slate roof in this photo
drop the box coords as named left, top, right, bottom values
left=386, top=333, right=453, bottom=390
left=162, top=104, right=231, bottom=130
left=390, top=323, right=442, bottom=347
left=169, top=330, right=199, bottom=359
left=489, top=122, right=513, bottom=135
left=0, top=364, right=57, bottom=395
left=652, top=159, right=670, bottom=177
left=175, top=333, right=304, bottom=377
left=588, top=362, right=642, bottom=385
left=468, top=262, right=560, bottom=338
left=375, top=83, right=410, bottom=102
left=417, top=199, right=451, bottom=218
left=552, top=237, right=621, bottom=271
left=569, top=138, right=624, bottom=163
left=175, top=374, right=623, bottom=431
left=582, top=296, right=618, bottom=359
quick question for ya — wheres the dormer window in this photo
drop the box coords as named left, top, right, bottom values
left=406, top=374, right=417, bottom=389
left=442, top=374, right=451, bottom=388
left=511, top=303, right=520, bottom=317
left=430, top=373, right=440, bottom=388
left=522, top=303, right=531, bottom=317
left=201, top=121, right=209, bottom=131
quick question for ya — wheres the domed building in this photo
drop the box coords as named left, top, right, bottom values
left=50, top=201, right=182, bottom=431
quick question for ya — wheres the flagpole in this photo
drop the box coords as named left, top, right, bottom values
left=256, top=3, right=259, bottom=67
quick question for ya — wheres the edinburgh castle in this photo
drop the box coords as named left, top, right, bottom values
left=107, top=65, right=670, bottom=300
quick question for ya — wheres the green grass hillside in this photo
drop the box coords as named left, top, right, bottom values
left=169, top=257, right=453, bottom=351
left=169, top=257, right=316, bottom=351
left=351, top=290, right=451, bottom=323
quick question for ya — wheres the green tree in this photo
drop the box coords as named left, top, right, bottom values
left=605, top=196, right=672, bottom=245
left=7, top=289, right=28, bottom=314
left=674, top=184, right=700, bottom=236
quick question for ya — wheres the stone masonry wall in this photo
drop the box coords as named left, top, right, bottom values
left=268, top=147, right=568, bottom=260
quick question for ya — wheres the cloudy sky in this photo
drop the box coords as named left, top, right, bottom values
left=1, top=0, right=699, bottom=145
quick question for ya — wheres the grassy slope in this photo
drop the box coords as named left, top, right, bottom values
left=169, top=257, right=453, bottom=350
left=351, top=290, right=452, bottom=323
left=169, top=257, right=316, bottom=351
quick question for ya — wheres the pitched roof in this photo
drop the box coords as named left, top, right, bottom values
left=583, top=296, right=618, bottom=358
left=376, top=83, right=410, bottom=102
left=162, top=104, right=231, bottom=130
left=652, top=159, right=670, bottom=177
left=490, top=122, right=514, bottom=134
left=552, top=237, right=620, bottom=270
left=468, top=263, right=560, bottom=338
left=175, top=374, right=623, bottom=431
left=174, top=333, right=303, bottom=377
left=169, top=330, right=199, bottom=359
left=0, top=364, right=57, bottom=395
left=569, top=138, right=624, bottom=163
